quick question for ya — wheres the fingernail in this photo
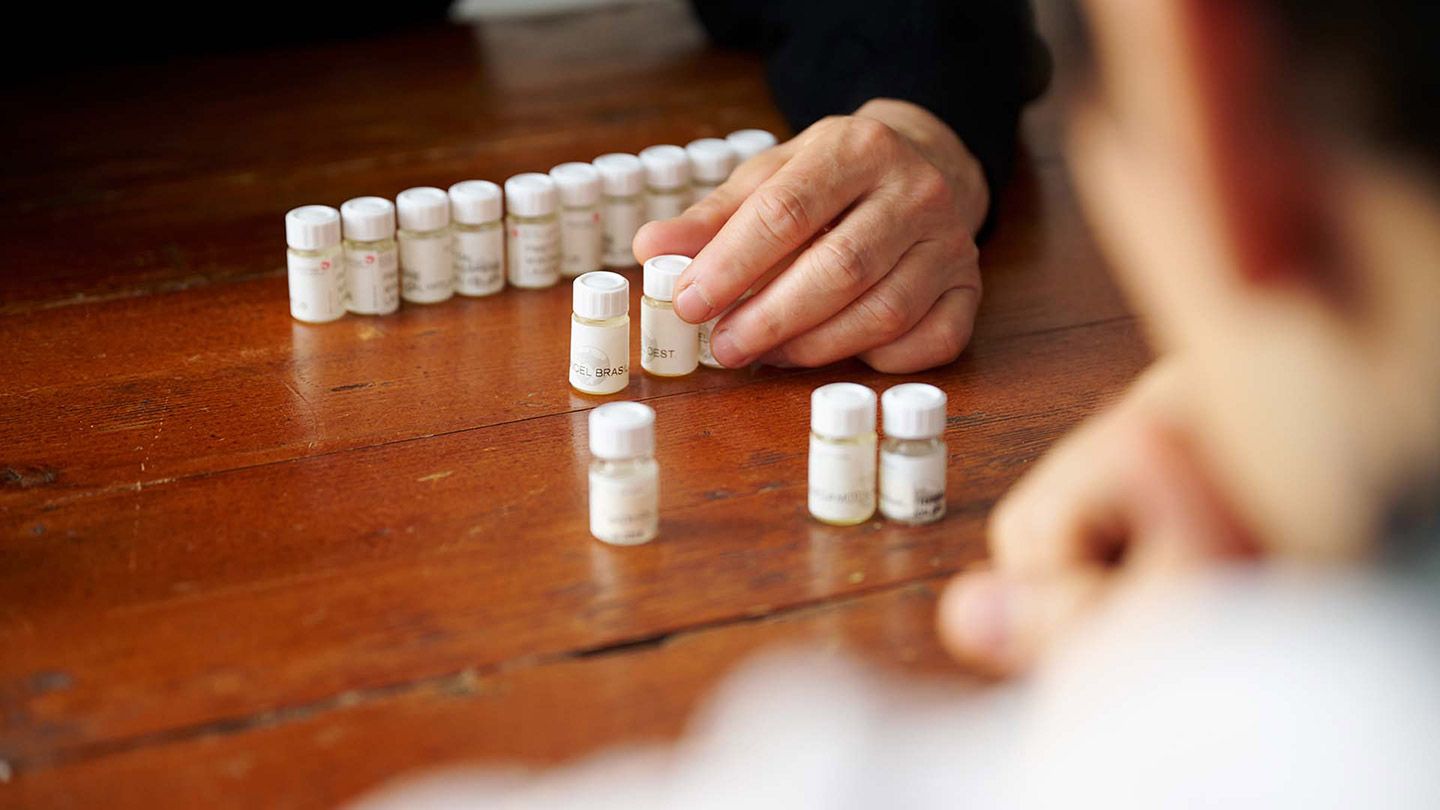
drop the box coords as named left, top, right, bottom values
left=674, top=284, right=712, bottom=322
left=710, top=328, right=752, bottom=368
left=943, top=577, right=1011, bottom=659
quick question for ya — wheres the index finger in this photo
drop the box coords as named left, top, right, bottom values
left=673, top=123, right=886, bottom=323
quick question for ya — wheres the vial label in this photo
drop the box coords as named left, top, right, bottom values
left=507, top=218, right=560, bottom=289
left=808, top=436, right=877, bottom=524
left=589, top=469, right=659, bottom=545
left=602, top=197, right=643, bottom=268
left=645, top=188, right=689, bottom=222
left=560, top=207, right=603, bottom=278
left=400, top=233, right=454, bottom=303
left=288, top=251, right=346, bottom=323
left=345, top=247, right=399, bottom=315
left=570, top=320, right=629, bottom=395
left=698, top=316, right=723, bottom=368
left=455, top=227, right=505, bottom=297
left=641, top=305, right=699, bottom=376
left=880, top=451, right=947, bottom=524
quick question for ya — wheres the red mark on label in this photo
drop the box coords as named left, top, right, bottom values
left=365, top=254, right=375, bottom=265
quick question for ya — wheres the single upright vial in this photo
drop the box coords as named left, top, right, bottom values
left=593, top=153, right=645, bottom=269
left=550, top=162, right=604, bottom=278
left=726, top=128, right=779, bottom=163
left=880, top=383, right=948, bottom=525
left=641, top=254, right=699, bottom=377
left=286, top=205, right=346, bottom=323
left=685, top=138, right=737, bottom=200
left=449, top=180, right=505, bottom=297
left=504, top=173, right=561, bottom=289
left=588, top=401, right=660, bottom=546
left=638, top=144, right=691, bottom=222
left=397, top=186, right=454, bottom=304
left=340, top=197, right=399, bottom=315
left=570, top=271, right=631, bottom=395
left=808, top=383, right=878, bottom=526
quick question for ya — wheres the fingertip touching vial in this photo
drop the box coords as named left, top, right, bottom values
left=809, top=383, right=878, bottom=526
left=593, top=152, right=644, bottom=269
left=550, top=162, right=603, bottom=278
left=638, top=144, right=691, bottom=222
left=504, top=172, right=561, bottom=289
left=880, top=383, right=948, bottom=525
left=286, top=205, right=346, bottom=323
left=570, top=271, right=631, bottom=395
left=588, top=401, right=660, bottom=546
left=448, top=180, right=505, bottom=297
left=641, top=254, right=699, bottom=377
left=685, top=137, right=736, bottom=200
left=726, top=128, right=778, bottom=163
left=396, top=187, right=454, bottom=304
left=340, top=197, right=399, bottom=316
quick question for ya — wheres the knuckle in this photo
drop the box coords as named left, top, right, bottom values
left=811, top=232, right=871, bottom=294
left=912, top=164, right=954, bottom=209
left=848, top=116, right=896, bottom=153
left=856, top=286, right=911, bottom=340
left=750, top=184, right=813, bottom=248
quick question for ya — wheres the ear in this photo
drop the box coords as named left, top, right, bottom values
left=1178, top=0, right=1335, bottom=292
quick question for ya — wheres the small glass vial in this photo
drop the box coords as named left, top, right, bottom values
left=641, top=254, right=699, bottom=377
left=808, top=382, right=878, bottom=526
left=685, top=137, right=737, bottom=200
left=570, top=271, right=630, bottom=395
left=593, top=152, right=644, bottom=269
left=880, top=383, right=948, bottom=525
left=726, top=128, right=779, bottom=163
left=588, top=401, right=659, bottom=546
left=449, top=180, right=505, bottom=297
left=639, top=144, right=692, bottom=222
left=397, top=187, right=454, bottom=304
left=550, top=162, right=603, bottom=278
left=340, top=197, right=399, bottom=316
left=504, top=172, right=561, bottom=289
left=285, top=204, right=346, bottom=323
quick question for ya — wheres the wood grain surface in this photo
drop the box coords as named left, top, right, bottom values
left=0, top=1, right=1144, bottom=807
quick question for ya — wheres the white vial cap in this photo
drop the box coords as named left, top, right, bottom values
left=638, top=145, right=691, bottom=190
left=685, top=138, right=737, bottom=183
left=882, top=383, right=948, bottom=439
left=573, top=270, right=630, bottom=320
left=643, top=254, right=691, bottom=301
left=811, top=382, right=877, bottom=439
left=549, top=162, right=602, bottom=208
left=589, top=401, right=656, bottom=460
left=285, top=205, right=341, bottom=250
left=448, top=180, right=502, bottom=225
left=726, top=128, right=779, bottom=161
left=396, top=187, right=450, bottom=231
left=504, top=172, right=559, bottom=218
left=339, top=197, right=395, bottom=242
left=593, top=153, right=644, bottom=196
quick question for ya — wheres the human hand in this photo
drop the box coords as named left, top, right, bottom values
left=937, top=360, right=1257, bottom=675
left=633, top=99, right=988, bottom=373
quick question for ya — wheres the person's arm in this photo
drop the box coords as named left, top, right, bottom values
left=635, top=1, right=1050, bottom=373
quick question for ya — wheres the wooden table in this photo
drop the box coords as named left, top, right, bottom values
left=0, top=2, right=1143, bottom=806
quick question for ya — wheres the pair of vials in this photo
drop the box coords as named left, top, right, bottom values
left=809, top=382, right=949, bottom=526
left=568, top=254, right=707, bottom=395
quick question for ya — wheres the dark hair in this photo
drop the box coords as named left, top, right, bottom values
left=1059, top=1, right=1440, bottom=172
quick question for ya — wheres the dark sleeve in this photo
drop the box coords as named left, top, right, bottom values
left=691, top=0, right=1051, bottom=218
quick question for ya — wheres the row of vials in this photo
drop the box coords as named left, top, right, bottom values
left=587, top=383, right=948, bottom=545
left=283, top=129, right=777, bottom=354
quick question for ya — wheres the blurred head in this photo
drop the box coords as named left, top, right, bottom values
left=1068, top=0, right=1440, bottom=558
